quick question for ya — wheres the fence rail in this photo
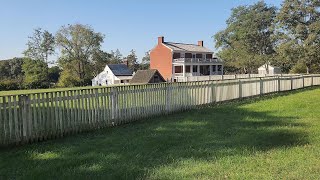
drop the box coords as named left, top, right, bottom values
left=0, top=75, right=320, bottom=146
left=175, top=73, right=302, bottom=82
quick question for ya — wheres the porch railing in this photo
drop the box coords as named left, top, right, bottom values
left=173, top=58, right=223, bottom=63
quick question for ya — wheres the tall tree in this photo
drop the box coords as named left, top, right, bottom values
left=109, top=49, right=123, bottom=64
left=92, top=50, right=112, bottom=76
left=23, top=28, right=55, bottom=64
left=0, top=60, right=9, bottom=78
left=126, top=49, right=139, bottom=72
left=22, top=58, right=49, bottom=88
left=273, top=41, right=301, bottom=73
left=0, top=58, right=24, bottom=89
left=57, top=58, right=81, bottom=87
left=140, top=51, right=150, bottom=70
left=48, top=66, right=61, bottom=84
left=55, top=24, right=105, bottom=86
left=23, top=28, right=55, bottom=84
left=277, top=0, right=320, bottom=73
left=214, top=1, right=277, bottom=73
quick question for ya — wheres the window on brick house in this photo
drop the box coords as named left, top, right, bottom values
left=185, top=53, right=192, bottom=58
left=206, top=54, right=213, bottom=59
left=196, top=54, right=202, bottom=58
left=175, top=66, right=182, bottom=73
left=173, top=53, right=181, bottom=59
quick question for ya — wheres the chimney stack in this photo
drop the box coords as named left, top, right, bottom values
left=198, top=40, right=204, bottom=47
left=158, top=36, right=164, bottom=45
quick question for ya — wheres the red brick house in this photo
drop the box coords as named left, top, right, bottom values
left=150, top=36, right=223, bottom=81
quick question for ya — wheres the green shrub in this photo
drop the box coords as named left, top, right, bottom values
left=0, top=79, right=22, bottom=91
left=290, top=62, right=307, bottom=74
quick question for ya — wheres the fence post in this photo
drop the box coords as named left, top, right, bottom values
left=211, top=82, right=216, bottom=103
left=311, top=76, right=314, bottom=86
left=291, top=76, right=293, bottom=90
left=111, top=87, right=118, bottom=123
left=20, top=95, right=30, bottom=144
left=165, top=83, right=171, bottom=114
left=94, top=89, right=99, bottom=127
left=260, top=78, right=264, bottom=95
left=239, top=80, right=242, bottom=99
left=302, top=75, right=305, bottom=88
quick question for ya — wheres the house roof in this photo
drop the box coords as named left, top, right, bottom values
left=108, top=64, right=133, bottom=76
left=130, top=69, right=165, bottom=84
left=163, top=42, right=213, bottom=53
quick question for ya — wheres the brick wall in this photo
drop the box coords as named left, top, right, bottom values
left=150, top=44, right=172, bottom=81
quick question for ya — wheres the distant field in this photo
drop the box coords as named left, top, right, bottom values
left=1, top=88, right=320, bottom=179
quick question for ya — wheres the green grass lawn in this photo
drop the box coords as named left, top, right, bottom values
left=1, top=88, right=320, bottom=179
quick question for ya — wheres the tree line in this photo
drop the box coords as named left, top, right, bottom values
left=214, top=0, right=320, bottom=74
left=0, top=24, right=150, bottom=90
left=2, top=0, right=319, bottom=90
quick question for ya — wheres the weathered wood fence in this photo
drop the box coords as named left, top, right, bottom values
left=176, top=73, right=301, bottom=82
left=0, top=75, right=320, bottom=146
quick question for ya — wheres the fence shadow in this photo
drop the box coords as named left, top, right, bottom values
left=0, top=95, right=309, bottom=179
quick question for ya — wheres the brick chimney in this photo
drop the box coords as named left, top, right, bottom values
left=158, top=36, right=164, bottom=45
left=198, top=40, right=204, bottom=47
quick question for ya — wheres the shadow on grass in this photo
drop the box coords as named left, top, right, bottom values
left=0, top=87, right=314, bottom=179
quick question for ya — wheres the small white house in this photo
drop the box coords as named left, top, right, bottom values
left=258, top=63, right=282, bottom=75
left=92, top=64, right=133, bottom=86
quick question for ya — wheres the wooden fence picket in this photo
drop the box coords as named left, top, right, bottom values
left=1, top=75, right=320, bottom=146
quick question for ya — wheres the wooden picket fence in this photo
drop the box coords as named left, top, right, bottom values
left=0, top=74, right=320, bottom=146
left=175, top=73, right=301, bottom=82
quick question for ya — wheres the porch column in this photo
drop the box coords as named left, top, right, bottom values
left=190, top=65, right=194, bottom=76
left=172, top=65, right=175, bottom=80
left=209, top=65, right=213, bottom=75
left=215, top=65, right=218, bottom=74
left=183, top=64, right=186, bottom=77
left=221, top=65, right=224, bottom=75
left=197, top=65, right=200, bottom=76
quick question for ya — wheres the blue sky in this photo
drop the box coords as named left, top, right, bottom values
left=0, top=0, right=282, bottom=62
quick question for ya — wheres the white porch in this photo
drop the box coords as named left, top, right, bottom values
left=173, top=63, right=224, bottom=78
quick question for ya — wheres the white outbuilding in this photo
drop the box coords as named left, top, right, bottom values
left=258, top=63, right=282, bottom=75
left=92, top=64, right=133, bottom=86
